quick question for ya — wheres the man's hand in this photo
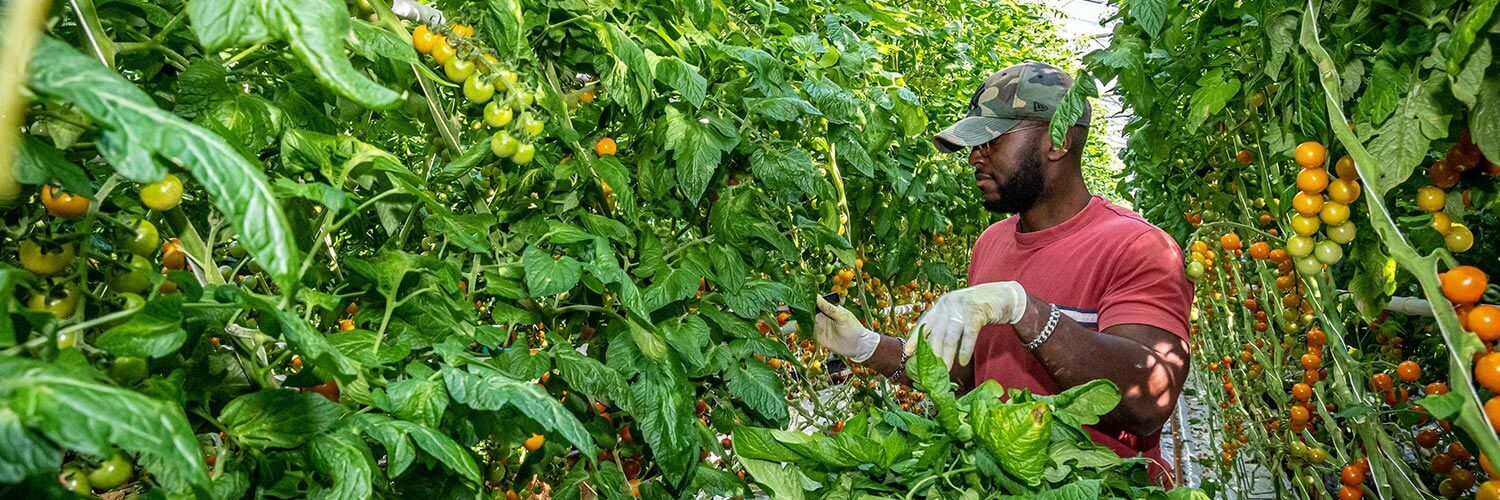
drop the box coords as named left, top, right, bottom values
left=813, top=296, right=880, bottom=362
left=909, top=281, right=1029, bottom=368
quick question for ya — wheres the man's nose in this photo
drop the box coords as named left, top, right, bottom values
left=968, top=147, right=984, bottom=166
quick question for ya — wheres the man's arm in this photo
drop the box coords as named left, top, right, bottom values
left=1012, top=294, right=1190, bottom=436
left=856, top=335, right=975, bottom=389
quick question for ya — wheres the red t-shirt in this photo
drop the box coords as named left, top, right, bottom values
left=966, top=196, right=1192, bottom=485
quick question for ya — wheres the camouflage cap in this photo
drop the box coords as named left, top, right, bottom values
left=933, top=62, right=1090, bottom=154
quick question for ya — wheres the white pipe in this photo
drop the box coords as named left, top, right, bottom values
left=390, top=0, right=445, bottom=26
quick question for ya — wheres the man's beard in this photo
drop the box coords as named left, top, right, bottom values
left=982, top=153, right=1045, bottom=214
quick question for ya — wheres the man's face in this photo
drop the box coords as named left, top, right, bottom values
left=968, top=122, right=1047, bottom=214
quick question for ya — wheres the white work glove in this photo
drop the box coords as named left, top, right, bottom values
left=813, top=296, right=880, bottom=362
left=908, top=281, right=1029, bottom=369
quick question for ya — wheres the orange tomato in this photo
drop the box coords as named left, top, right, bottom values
left=1397, top=360, right=1421, bottom=382
left=595, top=137, right=618, bottom=156
left=1236, top=149, right=1253, bottom=165
left=1335, top=155, right=1358, bottom=179
left=1297, top=168, right=1330, bottom=193
left=1327, top=179, right=1361, bottom=204
left=1487, top=397, right=1500, bottom=432
left=523, top=433, right=545, bottom=451
left=1441, top=265, right=1488, bottom=305
left=1478, top=353, right=1500, bottom=393
left=1470, top=305, right=1500, bottom=342
left=1292, top=192, right=1324, bottom=216
left=1295, top=141, right=1328, bottom=169
left=1220, top=232, right=1242, bottom=251
left=1248, top=242, right=1270, bottom=260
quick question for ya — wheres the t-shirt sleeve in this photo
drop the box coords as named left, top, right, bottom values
left=1096, top=230, right=1194, bottom=340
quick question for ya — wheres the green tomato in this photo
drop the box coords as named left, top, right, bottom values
left=112, top=255, right=154, bottom=294
left=511, top=89, right=533, bottom=110
left=1305, top=447, right=1327, bottom=465
left=111, top=356, right=149, bottom=384
left=140, top=174, right=184, bottom=211
left=444, top=58, right=476, bottom=83
left=492, top=69, right=519, bottom=92
left=521, top=114, right=544, bottom=137
left=463, top=74, right=494, bottom=103
left=1313, top=240, right=1343, bottom=265
left=1201, top=209, right=1219, bottom=222
left=1295, top=255, right=1323, bottom=276
left=27, top=283, right=79, bottom=320
left=512, top=143, right=536, bottom=165
left=483, top=101, right=513, bottom=128
left=60, top=468, right=91, bottom=494
left=1185, top=261, right=1205, bottom=280
left=88, top=454, right=132, bottom=489
left=124, top=218, right=159, bottom=256
left=490, top=131, right=519, bottom=158
left=1289, top=440, right=1308, bottom=457
left=19, top=240, right=76, bottom=276
left=1285, top=236, right=1314, bottom=257
left=57, top=330, right=79, bottom=349
left=1326, top=222, right=1356, bottom=244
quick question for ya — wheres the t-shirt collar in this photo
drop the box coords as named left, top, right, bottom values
left=1012, top=195, right=1104, bottom=248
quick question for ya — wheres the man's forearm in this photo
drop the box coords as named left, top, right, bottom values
left=1012, top=295, right=1186, bottom=435
left=856, top=335, right=974, bottom=389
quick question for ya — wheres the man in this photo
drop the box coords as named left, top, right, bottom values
left=813, top=62, right=1193, bottom=485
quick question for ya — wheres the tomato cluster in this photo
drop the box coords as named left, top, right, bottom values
left=411, top=23, right=547, bottom=165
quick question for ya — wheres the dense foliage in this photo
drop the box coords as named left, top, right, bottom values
left=0, top=0, right=1179, bottom=498
left=1088, top=0, right=1500, bottom=497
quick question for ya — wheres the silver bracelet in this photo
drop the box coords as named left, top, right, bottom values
left=1025, top=304, right=1061, bottom=350
left=890, top=336, right=911, bottom=382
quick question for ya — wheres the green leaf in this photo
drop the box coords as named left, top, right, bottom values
left=0, top=408, right=61, bottom=483
left=747, top=96, right=821, bottom=122
left=632, top=360, right=698, bottom=485
left=739, top=458, right=805, bottom=500
left=197, top=94, right=284, bottom=155
left=595, top=22, right=654, bottom=115
left=385, top=378, right=448, bottom=429
left=259, top=0, right=401, bottom=110
left=730, top=426, right=801, bottom=462
left=723, top=280, right=789, bottom=319
left=830, top=125, right=874, bottom=177
left=803, top=76, right=864, bottom=124
left=727, top=360, right=788, bottom=425
left=442, top=365, right=595, bottom=457
left=1447, top=0, right=1499, bottom=76
left=1128, top=0, right=1167, bottom=38
left=1356, top=60, right=1406, bottom=126
left=426, top=213, right=497, bottom=253
left=662, top=315, right=710, bottom=369
left=94, top=295, right=186, bottom=358
left=220, top=389, right=345, bottom=449
left=1472, top=74, right=1500, bottom=161
left=1348, top=230, right=1395, bottom=322
left=661, top=107, right=738, bottom=204
left=1049, top=70, right=1097, bottom=147
left=1036, top=478, right=1101, bottom=500
left=1415, top=392, right=1465, bottom=420
left=1264, top=15, right=1298, bottom=79
left=750, top=144, right=818, bottom=201
left=1184, top=68, right=1240, bottom=131
left=554, top=349, right=629, bottom=408
left=359, top=414, right=481, bottom=484
left=484, top=0, right=527, bottom=59
left=28, top=37, right=302, bottom=291
left=349, top=19, right=418, bottom=64
left=243, top=294, right=361, bottom=381
left=1368, top=74, right=1449, bottom=196
left=329, top=328, right=412, bottom=366
left=651, top=55, right=708, bottom=108
left=1036, top=379, right=1121, bottom=427
left=307, top=428, right=379, bottom=500
left=0, top=358, right=209, bottom=494
left=345, top=250, right=423, bottom=298
left=523, top=245, right=582, bottom=297
left=1454, top=39, right=1492, bottom=107
left=16, top=137, right=91, bottom=195
left=186, top=0, right=268, bottom=50
left=972, top=399, right=1051, bottom=485
left=273, top=178, right=346, bottom=211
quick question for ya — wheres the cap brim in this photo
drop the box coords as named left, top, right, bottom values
left=933, top=116, right=1022, bottom=154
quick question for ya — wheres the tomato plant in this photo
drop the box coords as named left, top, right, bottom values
left=1084, top=0, right=1500, bottom=497
left=0, top=0, right=1180, bottom=498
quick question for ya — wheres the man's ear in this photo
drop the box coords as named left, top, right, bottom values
left=1045, top=129, right=1071, bottom=162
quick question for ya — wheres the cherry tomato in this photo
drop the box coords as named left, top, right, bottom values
left=430, top=37, right=455, bottom=64
left=59, top=468, right=90, bottom=495
left=1248, top=92, right=1265, bottom=107
left=1477, top=352, right=1500, bottom=393
left=1306, top=447, right=1328, bottom=465
left=1295, top=141, right=1327, bottom=169
left=1479, top=480, right=1500, bottom=500
left=1286, top=236, right=1315, bottom=257
left=1444, top=224, right=1474, bottom=253
left=1326, top=222, right=1356, bottom=244
left=124, top=218, right=159, bottom=256
left=1292, top=192, right=1324, bottom=216
left=1431, top=212, right=1452, bottom=235
left=1487, top=397, right=1500, bottom=432
left=1415, top=186, right=1445, bottom=213
left=492, top=69, right=519, bottom=92
left=41, top=184, right=90, bottom=220
left=19, top=240, right=75, bottom=276
left=1441, top=265, right=1487, bottom=304
left=523, top=433, right=545, bottom=451
left=462, top=74, right=493, bottom=103
left=596, top=137, right=618, bottom=156
left=1297, top=168, right=1329, bottom=193
left=163, top=247, right=187, bottom=271
left=1319, top=201, right=1349, bottom=225
left=140, top=174, right=184, bottom=211
left=1297, top=254, right=1325, bottom=274
left=1430, top=159, right=1460, bottom=188
left=512, top=143, right=536, bottom=165
left=1290, top=215, right=1321, bottom=236
left=1248, top=242, right=1270, bottom=260
left=444, top=58, right=476, bottom=84
left=412, top=25, right=439, bottom=54
left=88, top=454, right=132, bottom=489
left=112, top=254, right=154, bottom=294
left=1185, top=261, right=1205, bottom=279
left=1335, top=155, right=1358, bottom=179
left=1236, top=149, right=1253, bottom=165
left=1471, top=305, right=1500, bottom=342
left=111, top=356, right=149, bottom=384
left=304, top=379, right=340, bottom=402
left=1337, top=485, right=1361, bottom=500
left=27, top=282, right=79, bottom=319
left=483, top=101, right=513, bottom=128
left=450, top=23, right=474, bottom=38
left=1396, top=360, right=1420, bottom=382
left=511, top=90, right=534, bottom=110
left=578, top=88, right=596, bottom=103
left=521, top=114, right=544, bottom=137
left=1292, top=383, right=1312, bottom=401
left=490, top=131, right=519, bottom=158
